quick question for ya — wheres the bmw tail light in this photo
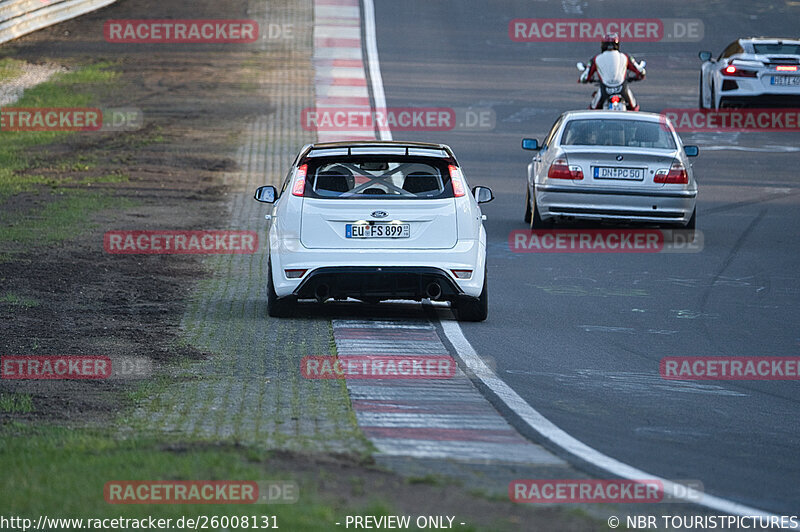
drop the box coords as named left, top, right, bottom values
left=449, top=164, right=466, bottom=197
left=547, top=157, right=583, bottom=180
left=655, top=161, right=688, bottom=184
left=292, top=164, right=308, bottom=196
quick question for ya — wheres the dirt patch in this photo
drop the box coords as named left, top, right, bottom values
left=0, top=0, right=266, bottom=425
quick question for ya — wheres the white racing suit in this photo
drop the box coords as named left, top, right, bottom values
left=580, top=50, right=646, bottom=110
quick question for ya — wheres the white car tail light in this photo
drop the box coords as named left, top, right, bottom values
left=451, top=269, right=473, bottom=279
left=284, top=269, right=307, bottom=279
left=448, top=164, right=466, bottom=197
left=292, top=164, right=308, bottom=196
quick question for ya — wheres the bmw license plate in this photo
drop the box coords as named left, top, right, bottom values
left=593, top=167, right=645, bottom=180
left=771, top=76, right=800, bottom=86
left=346, top=223, right=410, bottom=238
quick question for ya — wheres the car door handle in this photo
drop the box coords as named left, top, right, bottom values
left=532, top=157, right=541, bottom=162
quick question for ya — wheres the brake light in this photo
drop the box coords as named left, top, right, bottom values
left=776, top=65, right=798, bottom=71
left=654, top=161, right=688, bottom=184
left=284, top=269, right=307, bottom=279
left=292, top=164, right=307, bottom=196
left=547, top=157, right=583, bottom=180
left=451, top=269, right=473, bottom=279
left=610, top=95, right=621, bottom=103
left=722, top=65, right=757, bottom=78
left=449, top=164, right=466, bottom=197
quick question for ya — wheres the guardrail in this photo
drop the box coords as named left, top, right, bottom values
left=0, top=0, right=117, bottom=46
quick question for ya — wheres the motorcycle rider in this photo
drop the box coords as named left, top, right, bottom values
left=579, top=33, right=646, bottom=110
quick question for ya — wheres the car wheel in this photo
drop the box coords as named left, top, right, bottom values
left=530, top=190, right=552, bottom=229
left=267, top=260, right=295, bottom=318
left=456, top=269, right=488, bottom=322
left=699, top=74, right=705, bottom=109
left=685, top=207, right=697, bottom=236
left=524, top=186, right=532, bottom=223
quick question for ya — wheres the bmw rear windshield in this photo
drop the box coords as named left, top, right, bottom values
left=303, top=157, right=456, bottom=199
left=561, top=119, right=677, bottom=150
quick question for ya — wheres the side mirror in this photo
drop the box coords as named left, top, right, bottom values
left=684, top=145, right=699, bottom=157
left=698, top=51, right=712, bottom=62
left=254, top=185, right=277, bottom=203
left=521, top=138, right=539, bottom=151
left=576, top=61, right=586, bottom=71
left=472, top=186, right=494, bottom=204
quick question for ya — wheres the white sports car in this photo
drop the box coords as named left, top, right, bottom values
left=699, top=37, right=800, bottom=109
left=254, top=141, right=493, bottom=321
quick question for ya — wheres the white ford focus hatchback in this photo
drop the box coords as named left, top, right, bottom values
left=254, top=141, right=493, bottom=321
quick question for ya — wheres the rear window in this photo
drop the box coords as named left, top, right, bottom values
left=561, top=119, right=676, bottom=150
left=304, top=158, right=453, bottom=199
left=753, top=44, right=800, bottom=55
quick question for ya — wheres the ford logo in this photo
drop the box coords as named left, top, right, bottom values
left=371, top=211, right=388, bottom=218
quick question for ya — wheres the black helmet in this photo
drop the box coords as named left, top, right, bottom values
left=601, top=32, right=620, bottom=52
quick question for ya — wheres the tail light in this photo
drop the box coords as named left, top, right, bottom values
left=655, top=161, right=688, bottom=184
left=722, top=65, right=757, bottom=78
left=451, top=269, right=473, bottom=279
left=292, top=164, right=308, bottom=196
left=776, top=65, right=798, bottom=72
left=284, top=269, right=307, bottom=279
left=610, top=95, right=621, bottom=103
left=547, top=157, right=583, bottom=180
left=448, top=165, right=466, bottom=197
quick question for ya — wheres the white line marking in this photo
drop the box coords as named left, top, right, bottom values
left=362, top=0, right=778, bottom=518
left=440, top=321, right=776, bottom=517
left=362, top=0, right=391, bottom=141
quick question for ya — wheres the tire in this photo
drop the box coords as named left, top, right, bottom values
left=699, top=74, right=705, bottom=109
left=524, top=186, right=532, bottom=223
left=530, top=189, right=552, bottom=229
left=456, top=269, right=488, bottom=322
left=685, top=207, right=697, bottom=239
left=267, top=260, right=295, bottom=318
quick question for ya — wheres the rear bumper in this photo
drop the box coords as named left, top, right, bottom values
left=294, top=266, right=463, bottom=301
left=536, top=185, right=697, bottom=225
left=268, top=238, right=486, bottom=299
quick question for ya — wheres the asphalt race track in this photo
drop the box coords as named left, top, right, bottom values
left=374, top=0, right=800, bottom=515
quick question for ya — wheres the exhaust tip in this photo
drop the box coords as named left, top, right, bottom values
left=426, top=282, right=442, bottom=301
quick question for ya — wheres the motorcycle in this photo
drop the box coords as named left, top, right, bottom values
left=576, top=59, right=646, bottom=111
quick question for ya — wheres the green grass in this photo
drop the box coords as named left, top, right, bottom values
left=0, top=58, right=25, bottom=80
left=0, top=62, right=119, bottom=200
left=0, top=426, right=425, bottom=531
left=0, top=393, right=33, bottom=413
left=0, top=191, right=134, bottom=246
left=0, top=292, right=38, bottom=308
